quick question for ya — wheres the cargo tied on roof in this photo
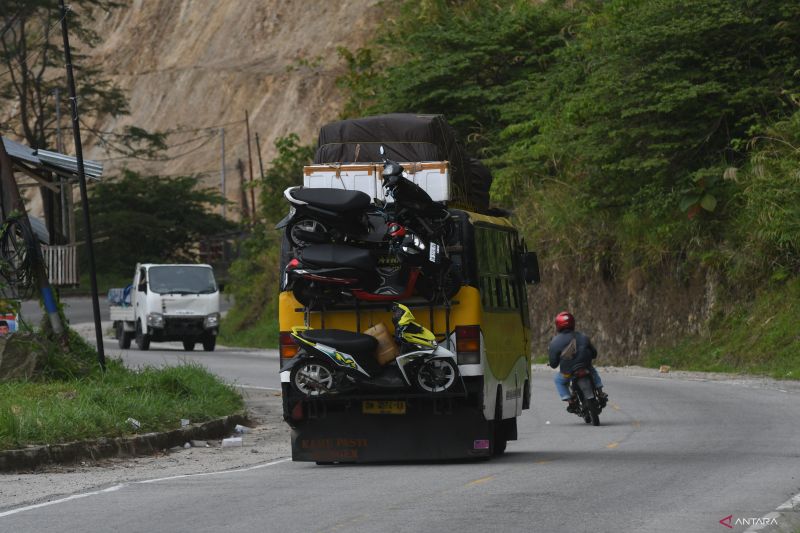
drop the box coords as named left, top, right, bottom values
left=313, top=113, right=491, bottom=213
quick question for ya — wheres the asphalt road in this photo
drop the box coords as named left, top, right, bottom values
left=19, top=295, right=233, bottom=329
left=4, top=299, right=800, bottom=533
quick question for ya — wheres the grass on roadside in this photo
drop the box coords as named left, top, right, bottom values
left=643, top=277, right=800, bottom=379
left=0, top=361, right=243, bottom=450
left=218, top=308, right=278, bottom=349
left=0, top=330, right=242, bottom=450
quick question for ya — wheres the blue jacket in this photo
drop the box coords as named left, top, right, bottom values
left=548, top=330, right=597, bottom=375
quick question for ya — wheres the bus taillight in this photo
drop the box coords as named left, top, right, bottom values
left=279, top=331, right=298, bottom=360
left=455, top=325, right=480, bottom=364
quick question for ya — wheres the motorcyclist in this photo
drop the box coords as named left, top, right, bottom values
left=548, top=311, right=608, bottom=412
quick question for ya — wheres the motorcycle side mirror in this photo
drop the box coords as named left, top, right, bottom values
left=379, top=145, right=385, bottom=156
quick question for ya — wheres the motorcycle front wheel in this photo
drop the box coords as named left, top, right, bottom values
left=415, top=359, right=457, bottom=393
left=290, top=359, right=336, bottom=396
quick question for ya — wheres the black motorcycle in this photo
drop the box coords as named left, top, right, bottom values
left=379, top=148, right=452, bottom=241
left=284, top=241, right=422, bottom=306
left=277, top=187, right=389, bottom=248
left=568, top=367, right=606, bottom=426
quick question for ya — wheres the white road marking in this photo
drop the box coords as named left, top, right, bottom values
left=776, top=492, right=800, bottom=511
left=0, top=457, right=291, bottom=519
left=236, top=384, right=282, bottom=391
left=743, top=491, right=800, bottom=532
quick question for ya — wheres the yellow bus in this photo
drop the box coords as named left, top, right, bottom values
left=278, top=208, right=539, bottom=462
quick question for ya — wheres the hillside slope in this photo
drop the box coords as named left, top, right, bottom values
left=84, top=0, right=381, bottom=217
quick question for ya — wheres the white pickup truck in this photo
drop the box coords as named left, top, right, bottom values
left=110, top=263, right=220, bottom=351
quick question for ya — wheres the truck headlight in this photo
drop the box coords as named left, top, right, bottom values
left=147, top=312, right=164, bottom=328
left=204, top=313, right=220, bottom=329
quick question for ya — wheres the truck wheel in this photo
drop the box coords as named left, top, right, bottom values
left=183, top=341, right=196, bottom=351
left=135, top=322, right=150, bottom=351
left=202, top=336, right=216, bottom=352
left=117, top=323, right=132, bottom=349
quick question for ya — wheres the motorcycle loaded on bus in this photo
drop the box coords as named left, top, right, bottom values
left=279, top=147, right=460, bottom=306
left=283, top=303, right=459, bottom=395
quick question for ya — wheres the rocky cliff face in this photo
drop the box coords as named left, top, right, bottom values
left=528, top=264, right=719, bottom=361
left=84, top=0, right=382, bottom=218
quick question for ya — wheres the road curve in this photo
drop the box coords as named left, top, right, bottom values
left=2, top=368, right=798, bottom=533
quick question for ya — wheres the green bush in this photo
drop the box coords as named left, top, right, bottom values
left=220, top=134, right=314, bottom=347
left=729, top=111, right=800, bottom=280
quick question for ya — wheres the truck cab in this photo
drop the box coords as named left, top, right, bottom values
left=116, top=263, right=220, bottom=351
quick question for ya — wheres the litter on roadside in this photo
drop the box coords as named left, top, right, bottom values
left=234, top=424, right=252, bottom=434
left=126, top=417, right=141, bottom=430
left=222, top=437, right=243, bottom=448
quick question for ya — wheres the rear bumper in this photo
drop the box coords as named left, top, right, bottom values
left=282, top=378, right=491, bottom=462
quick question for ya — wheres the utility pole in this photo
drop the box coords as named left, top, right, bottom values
left=220, top=127, right=226, bottom=219
left=59, top=0, right=105, bottom=369
left=255, top=132, right=265, bottom=180
left=237, top=159, right=249, bottom=220
left=54, top=87, right=69, bottom=243
left=245, top=111, right=256, bottom=221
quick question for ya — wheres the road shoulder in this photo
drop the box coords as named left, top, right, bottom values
left=0, top=389, right=290, bottom=512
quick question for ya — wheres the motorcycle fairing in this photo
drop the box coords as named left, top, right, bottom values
left=275, top=209, right=294, bottom=229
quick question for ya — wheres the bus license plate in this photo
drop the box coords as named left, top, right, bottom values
left=362, top=400, right=406, bottom=415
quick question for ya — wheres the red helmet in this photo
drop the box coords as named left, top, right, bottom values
left=555, top=311, right=575, bottom=332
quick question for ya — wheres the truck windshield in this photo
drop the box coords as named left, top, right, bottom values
left=148, top=266, right=217, bottom=295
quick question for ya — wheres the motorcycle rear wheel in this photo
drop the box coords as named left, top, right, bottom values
left=415, top=359, right=457, bottom=393
left=290, top=359, right=336, bottom=396
left=287, top=218, right=331, bottom=248
left=292, top=279, right=342, bottom=308
left=416, top=267, right=462, bottom=303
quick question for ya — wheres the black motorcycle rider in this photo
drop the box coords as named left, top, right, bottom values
left=548, top=311, right=608, bottom=412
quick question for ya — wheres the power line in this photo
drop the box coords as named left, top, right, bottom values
left=0, top=10, right=69, bottom=81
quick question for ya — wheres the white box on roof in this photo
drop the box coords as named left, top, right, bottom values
left=303, top=161, right=450, bottom=203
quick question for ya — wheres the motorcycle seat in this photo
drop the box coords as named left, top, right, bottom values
left=299, top=329, right=379, bottom=369
left=299, top=244, right=376, bottom=272
left=291, top=187, right=371, bottom=212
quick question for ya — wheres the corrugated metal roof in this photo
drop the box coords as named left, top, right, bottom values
left=1, top=136, right=103, bottom=180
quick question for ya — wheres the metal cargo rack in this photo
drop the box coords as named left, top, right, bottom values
left=295, top=296, right=458, bottom=349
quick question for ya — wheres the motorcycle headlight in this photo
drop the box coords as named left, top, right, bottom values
left=204, top=313, right=220, bottom=329
left=147, top=312, right=164, bottom=328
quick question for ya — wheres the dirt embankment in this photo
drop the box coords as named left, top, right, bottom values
left=528, top=263, right=719, bottom=362
left=83, top=0, right=382, bottom=218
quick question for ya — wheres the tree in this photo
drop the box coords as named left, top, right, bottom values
left=1, top=1, right=165, bottom=239
left=81, top=170, right=236, bottom=274
left=258, top=133, right=315, bottom=223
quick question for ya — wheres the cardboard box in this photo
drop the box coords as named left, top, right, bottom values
left=363, top=323, right=400, bottom=366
